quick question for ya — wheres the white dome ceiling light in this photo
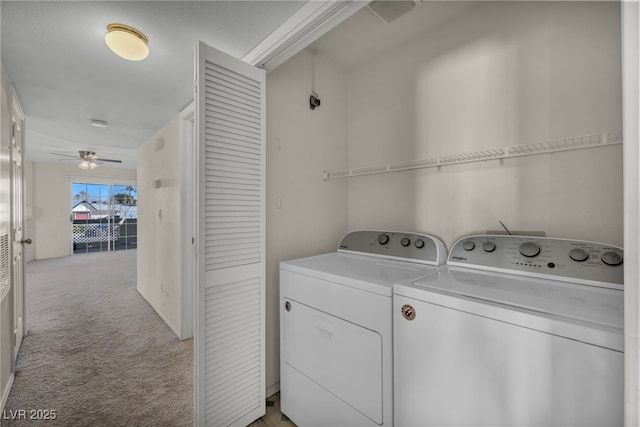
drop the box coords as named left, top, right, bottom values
left=104, top=23, right=149, bottom=61
left=90, top=119, right=108, bottom=128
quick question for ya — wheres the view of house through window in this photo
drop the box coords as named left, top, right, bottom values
left=71, top=182, right=137, bottom=254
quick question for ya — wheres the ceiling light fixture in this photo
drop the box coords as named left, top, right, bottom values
left=78, top=160, right=98, bottom=170
left=78, top=151, right=99, bottom=170
left=104, top=23, right=149, bottom=61
left=90, top=119, right=108, bottom=128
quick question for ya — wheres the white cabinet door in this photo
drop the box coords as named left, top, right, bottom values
left=194, top=41, right=266, bottom=427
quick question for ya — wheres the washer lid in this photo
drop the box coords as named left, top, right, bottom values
left=281, top=252, right=438, bottom=296
left=397, top=267, right=623, bottom=350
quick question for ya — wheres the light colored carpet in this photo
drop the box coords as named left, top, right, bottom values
left=4, top=250, right=193, bottom=426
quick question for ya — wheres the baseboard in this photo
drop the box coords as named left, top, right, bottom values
left=136, top=288, right=181, bottom=339
left=266, top=381, right=280, bottom=399
left=1, top=373, right=14, bottom=412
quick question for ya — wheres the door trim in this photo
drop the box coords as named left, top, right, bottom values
left=10, top=85, right=26, bottom=357
left=622, top=1, right=640, bottom=423
left=178, top=102, right=195, bottom=340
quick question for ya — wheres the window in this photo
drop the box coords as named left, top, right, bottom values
left=71, top=183, right=137, bottom=254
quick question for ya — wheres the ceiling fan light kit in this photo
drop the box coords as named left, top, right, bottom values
left=78, top=160, right=95, bottom=170
left=51, top=150, right=123, bottom=170
left=78, top=151, right=98, bottom=169
left=105, top=23, right=149, bottom=61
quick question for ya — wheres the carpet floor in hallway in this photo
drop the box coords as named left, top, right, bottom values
left=3, top=250, right=193, bottom=426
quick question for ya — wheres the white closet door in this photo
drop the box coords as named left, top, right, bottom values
left=194, top=41, right=266, bottom=427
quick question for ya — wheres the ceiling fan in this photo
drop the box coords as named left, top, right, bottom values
left=51, top=150, right=122, bottom=169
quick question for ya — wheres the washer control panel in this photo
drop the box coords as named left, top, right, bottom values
left=448, top=235, right=623, bottom=287
left=338, top=230, right=447, bottom=266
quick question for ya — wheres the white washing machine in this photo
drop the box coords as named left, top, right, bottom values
left=280, top=230, right=447, bottom=427
left=393, top=235, right=624, bottom=427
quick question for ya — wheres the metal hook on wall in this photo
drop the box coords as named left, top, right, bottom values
left=309, top=51, right=320, bottom=110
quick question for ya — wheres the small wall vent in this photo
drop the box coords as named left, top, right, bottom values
left=368, top=1, right=416, bottom=24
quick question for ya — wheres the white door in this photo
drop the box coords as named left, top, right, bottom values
left=194, top=41, right=266, bottom=427
left=10, top=91, right=27, bottom=358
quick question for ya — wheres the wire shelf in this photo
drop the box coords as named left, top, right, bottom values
left=323, top=131, right=623, bottom=181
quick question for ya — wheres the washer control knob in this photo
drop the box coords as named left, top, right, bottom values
left=569, top=248, right=589, bottom=262
left=519, top=241, right=540, bottom=257
left=414, top=239, right=425, bottom=249
left=401, top=237, right=411, bottom=247
left=601, top=251, right=623, bottom=266
left=462, top=240, right=475, bottom=251
left=482, top=241, right=496, bottom=252
left=377, top=233, right=390, bottom=245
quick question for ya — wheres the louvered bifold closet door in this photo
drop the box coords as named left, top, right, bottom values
left=195, top=41, right=266, bottom=427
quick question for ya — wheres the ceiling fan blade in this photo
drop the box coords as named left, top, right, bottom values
left=95, top=158, right=122, bottom=163
left=51, top=152, right=79, bottom=159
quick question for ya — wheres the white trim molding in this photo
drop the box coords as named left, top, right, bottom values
left=266, top=382, right=280, bottom=399
left=623, top=1, right=640, bottom=426
left=136, top=289, right=181, bottom=338
left=178, top=102, right=195, bottom=340
left=1, top=373, right=14, bottom=413
left=242, top=0, right=368, bottom=72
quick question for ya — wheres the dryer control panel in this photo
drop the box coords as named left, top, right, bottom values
left=448, top=235, right=623, bottom=288
left=338, top=230, right=447, bottom=266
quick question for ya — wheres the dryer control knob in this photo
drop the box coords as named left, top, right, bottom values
left=377, top=233, right=390, bottom=245
left=414, top=239, right=425, bottom=249
left=401, top=237, right=411, bottom=247
left=519, top=241, right=540, bottom=257
left=462, top=240, right=475, bottom=251
left=482, top=241, right=496, bottom=252
left=601, top=251, right=623, bottom=266
left=569, top=248, right=589, bottom=262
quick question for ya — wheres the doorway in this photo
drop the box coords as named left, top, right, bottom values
left=71, top=182, right=137, bottom=254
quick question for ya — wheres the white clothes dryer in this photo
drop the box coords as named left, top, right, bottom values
left=393, top=235, right=624, bottom=427
left=280, top=230, right=447, bottom=427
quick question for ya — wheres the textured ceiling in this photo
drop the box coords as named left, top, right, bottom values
left=1, top=0, right=305, bottom=169
left=1, top=1, right=475, bottom=170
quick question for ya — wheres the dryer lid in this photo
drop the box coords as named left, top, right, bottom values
left=281, top=252, right=439, bottom=296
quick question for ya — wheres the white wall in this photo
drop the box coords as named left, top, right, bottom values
left=347, top=2, right=622, bottom=248
left=30, top=162, right=136, bottom=260
left=265, top=50, right=349, bottom=393
left=136, top=115, right=182, bottom=337
left=24, top=161, right=34, bottom=262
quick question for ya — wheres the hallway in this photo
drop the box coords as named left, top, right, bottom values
left=4, top=250, right=193, bottom=426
